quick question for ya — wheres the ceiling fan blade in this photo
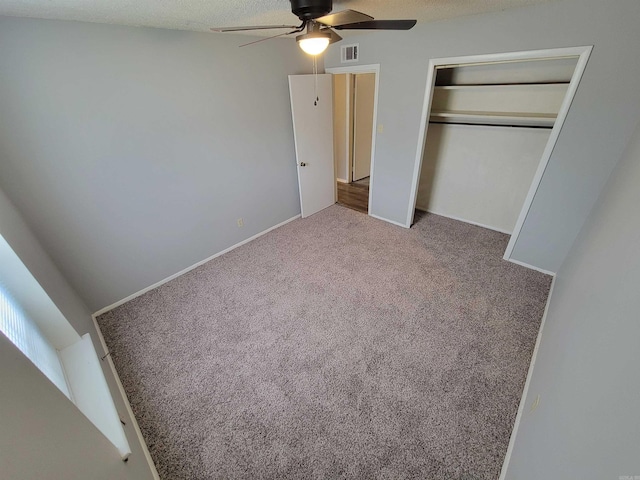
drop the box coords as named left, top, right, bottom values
left=320, top=27, right=343, bottom=45
left=315, top=10, right=373, bottom=27
left=335, top=19, right=417, bottom=30
left=238, top=30, right=297, bottom=47
left=211, top=25, right=299, bottom=33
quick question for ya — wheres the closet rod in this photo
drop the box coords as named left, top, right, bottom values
left=429, top=121, right=553, bottom=129
left=434, top=81, right=571, bottom=87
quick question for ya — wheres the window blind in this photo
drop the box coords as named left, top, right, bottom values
left=0, top=283, right=71, bottom=399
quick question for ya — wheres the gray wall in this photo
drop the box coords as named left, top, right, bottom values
left=505, top=119, right=640, bottom=478
left=325, top=0, right=640, bottom=273
left=0, top=188, right=156, bottom=479
left=0, top=17, right=309, bottom=311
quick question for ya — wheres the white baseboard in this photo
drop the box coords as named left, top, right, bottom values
left=336, top=178, right=349, bottom=184
left=93, top=214, right=301, bottom=317
left=506, top=258, right=556, bottom=277
left=416, top=207, right=512, bottom=235
left=498, top=275, right=556, bottom=479
left=90, top=315, right=160, bottom=479
left=369, top=213, right=410, bottom=229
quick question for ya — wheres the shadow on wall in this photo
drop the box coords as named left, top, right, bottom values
left=416, top=127, right=445, bottom=211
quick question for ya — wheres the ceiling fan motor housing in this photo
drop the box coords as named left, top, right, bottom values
left=290, top=0, right=333, bottom=20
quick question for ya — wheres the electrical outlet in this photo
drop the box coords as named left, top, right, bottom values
left=377, top=124, right=384, bottom=134
left=237, top=218, right=244, bottom=228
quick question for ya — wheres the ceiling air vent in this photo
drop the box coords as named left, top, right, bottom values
left=341, top=44, right=359, bottom=63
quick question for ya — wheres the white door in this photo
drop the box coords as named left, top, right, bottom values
left=288, top=74, right=335, bottom=218
left=353, top=73, right=375, bottom=181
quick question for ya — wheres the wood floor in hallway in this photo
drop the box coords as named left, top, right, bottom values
left=337, top=179, right=369, bottom=214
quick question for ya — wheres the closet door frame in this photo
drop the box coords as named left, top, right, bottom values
left=407, top=46, right=593, bottom=264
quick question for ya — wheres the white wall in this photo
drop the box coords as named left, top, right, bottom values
left=352, top=73, right=375, bottom=182
left=325, top=0, right=640, bottom=273
left=0, top=188, right=156, bottom=479
left=504, top=120, right=640, bottom=478
left=332, top=74, right=351, bottom=182
left=0, top=16, right=309, bottom=311
left=417, top=124, right=549, bottom=233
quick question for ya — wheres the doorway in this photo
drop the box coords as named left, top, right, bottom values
left=327, top=65, right=380, bottom=215
left=407, top=47, right=592, bottom=266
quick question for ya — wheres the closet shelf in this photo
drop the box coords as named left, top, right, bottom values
left=429, top=110, right=556, bottom=128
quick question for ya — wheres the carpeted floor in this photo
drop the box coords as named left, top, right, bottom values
left=97, top=206, right=551, bottom=480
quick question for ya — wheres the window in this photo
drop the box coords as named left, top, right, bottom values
left=0, top=233, right=130, bottom=459
left=0, top=283, right=71, bottom=399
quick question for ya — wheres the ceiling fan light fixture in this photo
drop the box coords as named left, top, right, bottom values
left=296, top=31, right=331, bottom=55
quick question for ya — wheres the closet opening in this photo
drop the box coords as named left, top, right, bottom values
left=327, top=65, right=380, bottom=215
left=407, top=47, right=592, bottom=268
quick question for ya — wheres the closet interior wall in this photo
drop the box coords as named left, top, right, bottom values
left=416, top=58, right=578, bottom=234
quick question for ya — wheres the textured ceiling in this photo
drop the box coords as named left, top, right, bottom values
left=0, top=0, right=554, bottom=36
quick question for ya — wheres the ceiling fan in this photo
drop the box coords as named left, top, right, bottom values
left=211, top=0, right=417, bottom=55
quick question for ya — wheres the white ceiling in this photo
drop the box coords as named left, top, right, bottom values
left=0, top=0, right=554, bottom=36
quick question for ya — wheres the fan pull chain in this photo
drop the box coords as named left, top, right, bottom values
left=313, top=56, right=319, bottom=106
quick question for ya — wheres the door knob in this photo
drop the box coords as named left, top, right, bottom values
left=299, top=162, right=307, bottom=167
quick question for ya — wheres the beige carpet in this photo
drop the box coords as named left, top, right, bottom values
left=97, top=205, right=551, bottom=480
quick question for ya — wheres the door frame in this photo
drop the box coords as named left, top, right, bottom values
left=406, top=46, right=592, bottom=262
left=326, top=64, right=380, bottom=216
